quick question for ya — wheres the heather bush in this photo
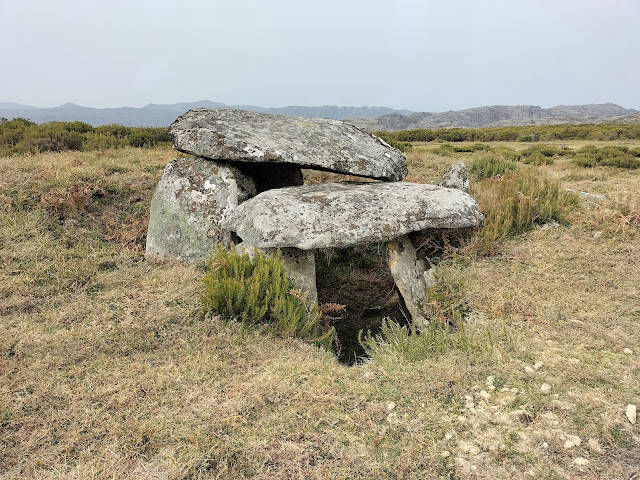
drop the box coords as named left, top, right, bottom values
left=201, top=246, right=336, bottom=350
left=468, top=154, right=517, bottom=180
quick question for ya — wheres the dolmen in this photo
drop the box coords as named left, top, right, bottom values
left=146, top=109, right=482, bottom=327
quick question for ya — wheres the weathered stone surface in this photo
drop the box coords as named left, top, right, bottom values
left=222, top=182, right=482, bottom=250
left=169, top=109, right=408, bottom=181
left=145, top=157, right=256, bottom=263
left=387, top=235, right=433, bottom=329
left=235, top=242, right=317, bottom=304
left=440, top=162, right=469, bottom=193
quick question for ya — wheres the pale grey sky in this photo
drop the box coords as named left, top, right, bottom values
left=1, top=0, right=638, bottom=111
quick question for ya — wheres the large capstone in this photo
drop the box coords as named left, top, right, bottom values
left=145, top=157, right=256, bottom=263
left=222, top=182, right=482, bottom=250
left=169, top=109, right=408, bottom=181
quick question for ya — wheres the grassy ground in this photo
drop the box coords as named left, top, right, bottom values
left=1, top=145, right=639, bottom=479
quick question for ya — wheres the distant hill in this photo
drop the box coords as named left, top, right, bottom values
left=348, top=103, right=639, bottom=131
left=2, top=100, right=637, bottom=130
left=0, top=101, right=409, bottom=127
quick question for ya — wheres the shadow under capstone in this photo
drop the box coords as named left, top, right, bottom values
left=314, top=243, right=412, bottom=365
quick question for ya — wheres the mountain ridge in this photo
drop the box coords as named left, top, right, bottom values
left=0, top=101, right=409, bottom=126
left=0, top=101, right=637, bottom=129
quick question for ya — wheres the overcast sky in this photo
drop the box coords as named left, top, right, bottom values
left=1, top=0, right=638, bottom=111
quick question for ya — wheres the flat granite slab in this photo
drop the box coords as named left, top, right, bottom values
left=222, top=182, right=482, bottom=250
left=169, top=109, right=408, bottom=181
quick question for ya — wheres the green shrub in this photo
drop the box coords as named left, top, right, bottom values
left=573, top=145, right=640, bottom=169
left=470, top=170, right=578, bottom=252
left=521, top=152, right=554, bottom=165
left=0, top=118, right=170, bottom=156
left=425, top=263, right=470, bottom=328
left=200, top=245, right=336, bottom=350
left=468, top=154, right=517, bottom=180
left=375, top=123, right=640, bottom=144
left=492, top=146, right=522, bottom=162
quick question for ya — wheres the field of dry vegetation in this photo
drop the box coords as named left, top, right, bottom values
left=1, top=141, right=639, bottom=479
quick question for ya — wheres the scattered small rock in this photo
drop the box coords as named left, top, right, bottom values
left=534, top=362, right=544, bottom=371
left=540, top=221, right=560, bottom=230
left=587, top=438, right=603, bottom=454
left=524, top=366, right=536, bottom=376
left=386, top=402, right=396, bottom=411
left=624, top=348, right=633, bottom=355
left=593, top=231, right=602, bottom=239
left=440, top=450, right=451, bottom=458
left=513, top=409, right=534, bottom=424
left=573, top=457, right=589, bottom=467
left=478, top=390, right=491, bottom=401
left=541, top=441, right=549, bottom=449
left=486, top=375, right=496, bottom=391
left=626, top=404, right=637, bottom=424
left=564, top=435, right=582, bottom=449
left=541, top=383, right=552, bottom=395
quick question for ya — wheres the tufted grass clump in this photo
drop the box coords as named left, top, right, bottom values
left=468, top=154, right=517, bottom=180
left=573, top=145, right=640, bottom=169
left=358, top=264, right=497, bottom=365
left=470, top=169, right=578, bottom=253
left=201, top=245, right=336, bottom=350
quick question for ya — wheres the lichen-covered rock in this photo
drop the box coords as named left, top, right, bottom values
left=145, top=157, right=256, bottom=263
left=169, top=109, right=408, bottom=181
left=387, top=235, right=433, bottom=328
left=235, top=242, right=317, bottom=304
left=222, top=182, right=482, bottom=250
left=440, top=162, right=469, bottom=192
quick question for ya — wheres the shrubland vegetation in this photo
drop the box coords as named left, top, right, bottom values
left=0, top=117, right=170, bottom=155
left=201, top=246, right=335, bottom=350
left=376, top=122, right=640, bottom=143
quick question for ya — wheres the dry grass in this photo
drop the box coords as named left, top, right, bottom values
left=1, top=145, right=639, bottom=479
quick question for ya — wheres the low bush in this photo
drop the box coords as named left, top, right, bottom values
left=0, top=118, right=170, bottom=156
left=200, top=245, right=336, bottom=350
left=470, top=169, right=578, bottom=252
left=468, top=154, right=517, bottom=180
left=376, top=123, right=640, bottom=143
left=573, top=145, right=640, bottom=169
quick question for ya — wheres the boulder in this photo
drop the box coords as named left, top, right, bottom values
left=235, top=242, right=317, bottom=304
left=145, top=157, right=256, bottom=263
left=440, top=162, right=469, bottom=192
left=387, top=235, right=433, bottom=329
left=169, top=109, right=408, bottom=181
left=222, top=182, right=482, bottom=250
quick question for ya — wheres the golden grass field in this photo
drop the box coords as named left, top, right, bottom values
left=1, top=143, right=639, bottom=479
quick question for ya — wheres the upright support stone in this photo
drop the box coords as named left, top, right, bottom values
left=235, top=242, right=318, bottom=305
left=386, top=235, right=433, bottom=329
left=440, top=162, right=469, bottom=193
left=145, top=157, right=256, bottom=264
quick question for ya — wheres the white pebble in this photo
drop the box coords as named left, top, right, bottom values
left=386, top=402, right=396, bottom=411
left=573, top=457, right=589, bottom=467
left=534, top=361, right=544, bottom=370
left=626, top=404, right=637, bottom=424
left=540, top=383, right=552, bottom=394
left=564, top=435, right=581, bottom=449
left=440, top=450, right=451, bottom=458
left=524, top=366, right=536, bottom=376
left=623, top=348, right=633, bottom=355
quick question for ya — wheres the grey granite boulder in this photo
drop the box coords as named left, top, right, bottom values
left=235, top=242, right=317, bottom=304
left=145, top=157, right=256, bottom=263
left=387, top=235, right=434, bottom=329
left=440, top=162, right=469, bottom=192
left=169, top=109, right=408, bottom=181
left=222, top=182, right=482, bottom=250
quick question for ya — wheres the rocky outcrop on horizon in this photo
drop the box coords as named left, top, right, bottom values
left=349, top=103, right=638, bottom=131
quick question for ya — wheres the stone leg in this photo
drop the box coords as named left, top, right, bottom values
left=386, top=235, right=434, bottom=329
left=235, top=242, right=317, bottom=305
left=145, top=157, right=256, bottom=264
